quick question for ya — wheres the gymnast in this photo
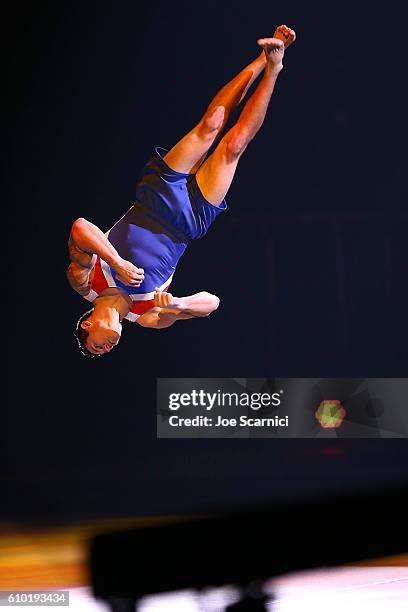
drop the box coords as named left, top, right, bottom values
left=67, top=25, right=296, bottom=356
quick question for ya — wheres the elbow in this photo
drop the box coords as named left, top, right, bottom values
left=71, top=217, right=88, bottom=239
left=206, top=293, right=220, bottom=315
left=72, top=217, right=88, bottom=229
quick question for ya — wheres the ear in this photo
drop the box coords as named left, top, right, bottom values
left=80, top=319, right=92, bottom=330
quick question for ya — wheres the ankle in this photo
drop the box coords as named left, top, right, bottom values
left=258, top=51, right=267, bottom=65
left=265, top=62, right=283, bottom=76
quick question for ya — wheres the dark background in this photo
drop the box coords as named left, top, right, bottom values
left=6, top=1, right=408, bottom=521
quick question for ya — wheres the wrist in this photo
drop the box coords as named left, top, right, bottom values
left=170, top=296, right=184, bottom=309
left=106, top=254, right=122, bottom=268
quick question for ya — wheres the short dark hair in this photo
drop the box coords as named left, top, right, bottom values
left=74, top=308, right=103, bottom=358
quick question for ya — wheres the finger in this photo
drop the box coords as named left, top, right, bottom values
left=117, top=275, right=139, bottom=286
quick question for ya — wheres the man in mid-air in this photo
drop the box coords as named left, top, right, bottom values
left=67, top=25, right=296, bottom=356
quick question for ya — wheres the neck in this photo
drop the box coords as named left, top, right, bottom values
left=93, top=291, right=131, bottom=322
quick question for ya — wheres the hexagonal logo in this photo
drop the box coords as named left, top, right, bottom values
left=315, top=400, right=346, bottom=429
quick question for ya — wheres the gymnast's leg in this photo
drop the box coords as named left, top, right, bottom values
left=163, top=49, right=268, bottom=175
left=195, top=27, right=296, bottom=207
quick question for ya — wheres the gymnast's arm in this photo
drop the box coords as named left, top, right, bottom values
left=66, top=261, right=94, bottom=296
left=136, top=307, right=183, bottom=329
left=67, top=217, right=144, bottom=287
left=136, top=290, right=220, bottom=329
left=66, top=219, right=98, bottom=296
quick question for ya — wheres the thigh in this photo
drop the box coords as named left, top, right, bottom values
left=163, top=106, right=226, bottom=174
left=195, top=128, right=247, bottom=206
left=163, top=130, right=207, bottom=174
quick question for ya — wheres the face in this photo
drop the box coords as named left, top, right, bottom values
left=81, top=318, right=122, bottom=355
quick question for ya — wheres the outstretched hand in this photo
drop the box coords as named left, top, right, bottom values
left=113, top=257, right=145, bottom=286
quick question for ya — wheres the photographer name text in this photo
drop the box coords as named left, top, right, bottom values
left=168, top=415, right=289, bottom=428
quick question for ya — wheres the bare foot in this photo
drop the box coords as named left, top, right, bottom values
left=257, top=25, right=296, bottom=69
left=257, top=37, right=285, bottom=70
left=273, top=24, right=296, bottom=48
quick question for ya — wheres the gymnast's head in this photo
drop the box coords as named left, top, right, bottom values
left=75, top=308, right=122, bottom=357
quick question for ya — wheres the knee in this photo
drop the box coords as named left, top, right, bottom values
left=199, top=106, right=225, bottom=138
left=225, top=130, right=249, bottom=159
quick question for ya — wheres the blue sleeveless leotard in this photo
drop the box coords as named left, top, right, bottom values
left=84, top=147, right=227, bottom=322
